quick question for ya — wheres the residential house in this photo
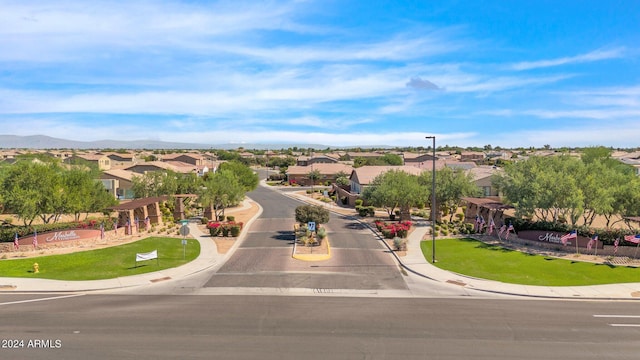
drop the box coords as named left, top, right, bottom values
left=459, top=151, right=486, bottom=162
left=341, top=151, right=386, bottom=161
left=65, top=153, right=112, bottom=170
left=468, top=166, right=502, bottom=197
left=296, top=154, right=339, bottom=166
left=286, top=163, right=353, bottom=186
left=348, top=165, right=425, bottom=195
left=105, top=152, right=139, bottom=169
left=100, top=169, right=137, bottom=199
left=402, top=152, right=438, bottom=166
left=125, top=161, right=197, bottom=175
left=161, top=153, right=206, bottom=166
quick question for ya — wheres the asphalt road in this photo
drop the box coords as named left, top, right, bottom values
left=204, top=185, right=408, bottom=291
left=1, top=294, right=640, bottom=359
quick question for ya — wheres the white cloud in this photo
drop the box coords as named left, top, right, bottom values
left=511, top=48, right=625, bottom=71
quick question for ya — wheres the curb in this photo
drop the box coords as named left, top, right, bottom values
left=292, top=237, right=332, bottom=261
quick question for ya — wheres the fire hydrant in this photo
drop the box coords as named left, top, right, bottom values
left=33, top=263, right=39, bottom=274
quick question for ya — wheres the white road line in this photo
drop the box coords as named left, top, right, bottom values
left=0, top=294, right=85, bottom=306
left=593, top=315, right=640, bottom=318
left=609, top=324, right=640, bottom=327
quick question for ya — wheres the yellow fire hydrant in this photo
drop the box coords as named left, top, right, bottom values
left=33, top=262, right=39, bottom=274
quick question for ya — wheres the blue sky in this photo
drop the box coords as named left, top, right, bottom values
left=1, top=0, right=639, bottom=148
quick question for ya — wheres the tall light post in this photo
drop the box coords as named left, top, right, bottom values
left=425, top=136, right=436, bottom=263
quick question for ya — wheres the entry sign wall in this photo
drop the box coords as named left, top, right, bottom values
left=179, top=225, right=190, bottom=237
left=307, top=222, right=316, bottom=232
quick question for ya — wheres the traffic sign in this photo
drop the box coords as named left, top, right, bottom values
left=307, top=222, right=316, bottom=232
left=179, top=225, right=190, bottom=236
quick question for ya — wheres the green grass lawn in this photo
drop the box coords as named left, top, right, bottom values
left=421, top=238, right=640, bottom=286
left=0, top=237, right=200, bottom=280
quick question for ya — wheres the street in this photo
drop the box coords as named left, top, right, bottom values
left=1, top=294, right=639, bottom=359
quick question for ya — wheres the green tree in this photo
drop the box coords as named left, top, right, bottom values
left=0, top=162, right=64, bottom=225
left=198, top=169, right=245, bottom=221
left=308, top=169, right=321, bottom=188
left=219, top=161, right=259, bottom=192
left=420, top=167, right=481, bottom=221
left=381, top=153, right=403, bottom=165
left=362, top=169, right=427, bottom=221
left=495, top=156, right=585, bottom=225
left=0, top=162, right=116, bottom=225
left=581, top=146, right=612, bottom=165
left=335, top=176, right=350, bottom=187
left=334, top=170, right=350, bottom=186
left=131, top=170, right=178, bottom=198
left=176, top=172, right=202, bottom=195
left=353, top=157, right=367, bottom=168
left=63, top=168, right=101, bottom=221
left=295, top=205, right=330, bottom=226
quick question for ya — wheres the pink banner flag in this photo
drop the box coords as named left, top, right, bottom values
left=33, top=230, right=38, bottom=249
left=13, top=233, right=19, bottom=250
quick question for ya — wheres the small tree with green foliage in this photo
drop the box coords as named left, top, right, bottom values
left=362, top=169, right=428, bottom=221
left=295, top=205, right=330, bottom=228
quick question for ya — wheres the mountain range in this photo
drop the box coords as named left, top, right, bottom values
left=0, top=135, right=382, bottom=150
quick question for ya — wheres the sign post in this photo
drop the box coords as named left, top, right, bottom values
left=179, top=224, right=190, bottom=260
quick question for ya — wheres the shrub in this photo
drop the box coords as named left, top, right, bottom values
left=356, top=206, right=369, bottom=217
left=355, top=199, right=364, bottom=207
left=221, top=227, right=230, bottom=237
left=201, top=217, right=209, bottom=225
left=367, top=206, right=375, bottom=217
left=393, top=237, right=407, bottom=251
left=317, top=227, right=327, bottom=240
left=226, top=215, right=235, bottom=222
left=230, top=225, right=241, bottom=237
left=295, top=204, right=330, bottom=224
left=207, top=221, right=222, bottom=235
left=306, top=189, right=313, bottom=194
left=376, top=220, right=412, bottom=239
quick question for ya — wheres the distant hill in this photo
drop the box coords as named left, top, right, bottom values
left=0, top=134, right=376, bottom=150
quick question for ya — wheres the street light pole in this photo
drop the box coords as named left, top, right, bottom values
left=425, top=136, right=436, bottom=263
